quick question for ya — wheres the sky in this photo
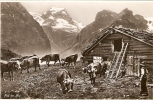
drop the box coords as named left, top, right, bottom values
left=21, top=1, right=153, bottom=25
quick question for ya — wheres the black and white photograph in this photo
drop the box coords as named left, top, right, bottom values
left=0, top=1, right=153, bottom=99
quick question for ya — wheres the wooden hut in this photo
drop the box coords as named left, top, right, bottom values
left=82, top=27, right=153, bottom=77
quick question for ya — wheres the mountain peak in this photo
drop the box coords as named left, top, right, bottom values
left=42, top=7, right=70, bottom=20
left=49, top=7, right=66, bottom=14
left=120, top=8, right=133, bottom=15
left=49, top=7, right=65, bottom=11
left=102, top=9, right=114, bottom=13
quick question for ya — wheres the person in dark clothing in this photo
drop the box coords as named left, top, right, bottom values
left=102, top=63, right=107, bottom=75
left=140, top=61, right=148, bottom=96
left=120, top=67, right=126, bottom=78
left=117, top=65, right=126, bottom=78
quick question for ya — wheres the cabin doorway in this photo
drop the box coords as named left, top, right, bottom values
left=126, top=56, right=140, bottom=76
left=103, top=57, right=108, bottom=61
left=113, top=39, right=123, bottom=52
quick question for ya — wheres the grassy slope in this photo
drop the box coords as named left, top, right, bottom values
left=1, top=62, right=153, bottom=99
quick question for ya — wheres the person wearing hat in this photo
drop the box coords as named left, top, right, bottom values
left=139, top=61, right=148, bottom=96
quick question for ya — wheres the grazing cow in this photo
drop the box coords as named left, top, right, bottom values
left=82, top=62, right=103, bottom=86
left=40, top=54, right=60, bottom=66
left=57, top=69, right=74, bottom=94
left=1, top=60, right=21, bottom=81
left=62, top=54, right=78, bottom=68
left=20, top=55, right=40, bottom=73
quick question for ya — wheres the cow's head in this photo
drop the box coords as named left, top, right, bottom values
left=61, top=59, right=65, bottom=66
left=15, top=61, right=21, bottom=70
left=9, top=61, right=21, bottom=70
left=40, top=57, right=45, bottom=63
left=62, top=78, right=74, bottom=94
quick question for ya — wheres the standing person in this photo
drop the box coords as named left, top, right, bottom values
left=140, top=61, right=148, bottom=96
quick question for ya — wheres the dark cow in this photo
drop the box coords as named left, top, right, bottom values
left=1, top=60, right=21, bottom=81
left=62, top=54, right=78, bottom=68
left=20, top=55, right=40, bottom=73
left=40, top=54, right=60, bottom=66
left=57, top=69, right=74, bottom=94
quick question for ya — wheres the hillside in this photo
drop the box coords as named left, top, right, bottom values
left=1, top=2, right=51, bottom=57
left=1, top=63, right=153, bottom=99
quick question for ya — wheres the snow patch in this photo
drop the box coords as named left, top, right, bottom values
left=30, top=12, right=44, bottom=25
left=49, top=7, right=65, bottom=14
left=49, top=16, right=54, bottom=20
left=73, top=20, right=85, bottom=30
left=44, top=12, right=46, bottom=15
left=52, top=18, right=77, bottom=30
left=62, top=11, right=67, bottom=15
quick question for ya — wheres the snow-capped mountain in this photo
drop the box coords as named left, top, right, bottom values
left=30, top=7, right=84, bottom=57
left=145, top=17, right=153, bottom=32
left=30, top=7, right=84, bottom=33
left=29, top=12, right=44, bottom=25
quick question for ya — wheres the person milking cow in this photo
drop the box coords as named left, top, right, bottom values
left=139, top=61, right=148, bottom=96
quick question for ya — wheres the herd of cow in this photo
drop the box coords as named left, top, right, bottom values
left=1, top=53, right=112, bottom=94
left=1, top=54, right=78, bottom=80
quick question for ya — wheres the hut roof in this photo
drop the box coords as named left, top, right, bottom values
left=82, top=27, right=153, bottom=55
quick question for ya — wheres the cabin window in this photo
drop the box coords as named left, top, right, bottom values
left=113, top=39, right=123, bottom=52
left=103, top=57, right=107, bottom=61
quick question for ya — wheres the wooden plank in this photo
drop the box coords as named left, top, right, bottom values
left=93, top=47, right=112, bottom=51
left=99, top=43, right=111, bottom=46
left=129, top=45, right=153, bottom=48
left=105, top=33, right=130, bottom=40
left=129, top=47, right=153, bottom=51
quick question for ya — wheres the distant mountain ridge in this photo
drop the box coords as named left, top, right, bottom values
left=29, top=7, right=153, bottom=58
left=66, top=8, right=152, bottom=57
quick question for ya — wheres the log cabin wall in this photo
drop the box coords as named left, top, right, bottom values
left=84, top=31, right=153, bottom=76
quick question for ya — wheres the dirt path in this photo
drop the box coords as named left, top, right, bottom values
left=1, top=63, right=153, bottom=99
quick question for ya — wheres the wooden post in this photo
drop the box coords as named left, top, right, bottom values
left=133, top=51, right=135, bottom=75
left=138, top=57, right=140, bottom=77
